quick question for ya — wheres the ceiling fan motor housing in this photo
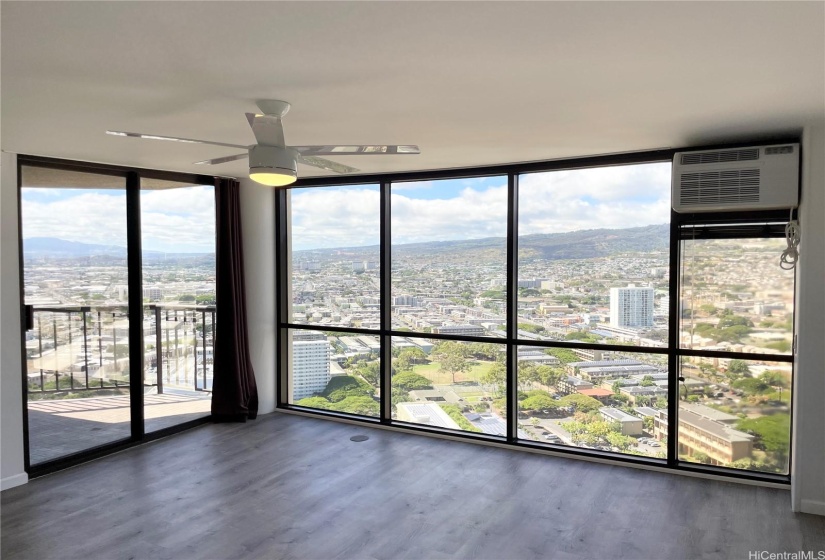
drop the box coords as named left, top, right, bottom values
left=248, top=145, right=298, bottom=175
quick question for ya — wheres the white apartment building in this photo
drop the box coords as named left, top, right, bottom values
left=610, top=284, right=654, bottom=328
left=292, top=331, right=331, bottom=400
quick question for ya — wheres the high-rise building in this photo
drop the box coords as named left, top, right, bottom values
left=292, top=331, right=331, bottom=400
left=610, top=284, right=654, bottom=328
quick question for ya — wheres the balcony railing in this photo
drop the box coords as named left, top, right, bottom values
left=25, top=304, right=216, bottom=396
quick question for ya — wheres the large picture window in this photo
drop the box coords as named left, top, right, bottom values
left=276, top=149, right=796, bottom=484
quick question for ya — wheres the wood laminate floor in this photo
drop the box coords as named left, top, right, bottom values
left=2, top=412, right=825, bottom=560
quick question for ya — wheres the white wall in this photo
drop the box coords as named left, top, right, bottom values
left=239, top=179, right=276, bottom=415
left=0, top=151, right=28, bottom=490
left=792, top=123, right=825, bottom=514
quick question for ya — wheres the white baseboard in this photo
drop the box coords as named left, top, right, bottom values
left=1, top=472, right=28, bottom=491
left=800, top=499, right=825, bottom=516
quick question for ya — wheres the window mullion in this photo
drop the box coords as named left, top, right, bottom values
left=506, top=172, right=518, bottom=443
left=380, top=180, right=392, bottom=423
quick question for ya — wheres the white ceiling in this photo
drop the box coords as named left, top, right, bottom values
left=2, top=2, right=824, bottom=180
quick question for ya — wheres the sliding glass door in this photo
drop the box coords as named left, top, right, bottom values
left=20, top=165, right=132, bottom=465
left=19, top=160, right=217, bottom=470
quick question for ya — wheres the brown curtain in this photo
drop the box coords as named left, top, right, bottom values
left=211, top=178, right=258, bottom=421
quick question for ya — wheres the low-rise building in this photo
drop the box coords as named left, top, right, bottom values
left=653, top=408, right=754, bottom=465
left=396, top=402, right=460, bottom=430
left=558, top=375, right=594, bottom=395
left=599, top=407, right=644, bottom=436
left=432, top=325, right=486, bottom=337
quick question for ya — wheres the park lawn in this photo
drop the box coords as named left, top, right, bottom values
left=412, top=360, right=496, bottom=385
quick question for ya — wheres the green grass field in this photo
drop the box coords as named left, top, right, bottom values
left=411, top=359, right=495, bottom=385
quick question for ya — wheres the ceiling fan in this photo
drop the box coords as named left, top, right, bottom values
left=106, top=100, right=420, bottom=186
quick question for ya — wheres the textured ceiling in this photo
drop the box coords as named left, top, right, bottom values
left=2, top=2, right=824, bottom=180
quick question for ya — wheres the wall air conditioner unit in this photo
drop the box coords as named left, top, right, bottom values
left=672, top=143, right=799, bottom=212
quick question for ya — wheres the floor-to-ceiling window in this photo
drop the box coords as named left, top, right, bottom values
left=19, top=158, right=217, bottom=471
left=275, top=146, right=796, bottom=483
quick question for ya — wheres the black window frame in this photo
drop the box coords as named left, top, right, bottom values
left=275, top=138, right=799, bottom=485
left=17, top=154, right=220, bottom=478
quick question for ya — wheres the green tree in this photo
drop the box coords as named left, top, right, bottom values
left=732, top=377, right=770, bottom=396
left=640, top=375, right=655, bottom=387
left=357, top=362, right=380, bottom=386
left=727, top=359, right=751, bottom=380
left=179, top=294, right=196, bottom=302
left=321, top=376, right=374, bottom=402
left=400, top=347, right=427, bottom=365
left=558, top=393, right=602, bottom=413
left=439, top=404, right=481, bottom=432
left=518, top=361, right=540, bottom=390
left=480, top=361, right=506, bottom=396
left=565, top=331, right=601, bottom=343
left=433, top=342, right=471, bottom=384
left=521, top=393, right=558, bottom=414
left=536, top=366, right=564, bottom=388
left=518, top=323, right=545, bottom=334
left=545, top=348, right=579, bottom=364
left=392, top=371, right=433, bottom=392
left=335, top=395, right=379, bottom=416
left=295, top=396, right=332, bottom=410
left=760, top=370, right=788, bottom=388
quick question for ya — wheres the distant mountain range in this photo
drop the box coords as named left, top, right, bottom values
left=26, top=223, right=670, bottom=264
left=23, top=237, right=214, bottom=260
left=296, top=223, right=670, bottom=262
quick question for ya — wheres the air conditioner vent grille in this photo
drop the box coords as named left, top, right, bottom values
left=680, top=149, right=759, bottom=165
left=679, top=169, right=761, bottom=206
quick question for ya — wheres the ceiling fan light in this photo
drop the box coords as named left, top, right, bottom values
left=249, top=170, right=297, bottom=187
left=248, top=145, right=298, bottom=187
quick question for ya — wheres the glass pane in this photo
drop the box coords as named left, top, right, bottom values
left=391, top=337, right=507, bottom=436
left=517, top=163, right=671, bottom=347
left=21, top=166, right=130, bottom=464
left=676, top=356, right=790, bottom=474
left=518, top=347, right=668, bottom=459
left=680, top=237, right=794, bottom=355
left=391, top=177, right=507, bottom=337
left=288, top=329, right=380, bottom=417
left=140, top=180, right=215, bottom=433
left=288, top=185, right=380, bottom=329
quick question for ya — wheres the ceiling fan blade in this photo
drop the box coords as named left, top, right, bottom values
left=106, top=130, right=249, bottom=150
left=245, top=113, right=285, bottom=147
left=193, top=153, right=249, bottom=165
left=297, top=155, right=360, bottom=174
left=292, top=145, right=420, bottom=156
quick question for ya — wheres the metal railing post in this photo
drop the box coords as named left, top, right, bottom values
left=37, top=313, right=44, bottom=391
left=155, top=306, right=163, bottom=394
left=201, top=310, right=207, bottom=391
left=82, top=309, right=89, bottom=389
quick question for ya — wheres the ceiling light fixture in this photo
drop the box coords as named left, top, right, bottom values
left=248, top=145, right=297, bottom=187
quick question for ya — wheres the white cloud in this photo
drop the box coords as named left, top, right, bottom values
left=21, top=186, right=216, bottom=253
left=391, top=185, right=508, bottom=244
left=289, top=163, right=671, bottom=250
left=290, top=188, right=380, bottom=250
left=518, top=163, right=671, bottom=235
